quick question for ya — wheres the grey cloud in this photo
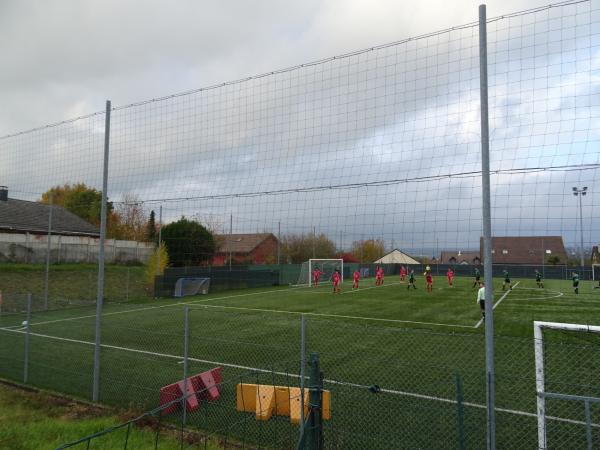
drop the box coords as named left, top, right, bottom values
left=1, top=0, right=598, bottom=254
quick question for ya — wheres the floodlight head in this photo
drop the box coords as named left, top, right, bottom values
left=582, top=191, right=587, bottom=196
left=583, top=187, right=588, bottom=191
left=573, top=192, right=578, bottom=196
left=573, top=187, right=578, bottom=191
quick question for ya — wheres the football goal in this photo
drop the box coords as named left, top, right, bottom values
left=174, top=277, right=211, bottom=297
left=534, top=321, right=600, bottom=450
left=296, top=259, right=343, bottom=286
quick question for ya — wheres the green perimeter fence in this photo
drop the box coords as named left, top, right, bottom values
left=0, top=294, right=599, bottom=449
left=154, top=263, right=599, bottom=298
left=0, top=263, right=596, bottom=317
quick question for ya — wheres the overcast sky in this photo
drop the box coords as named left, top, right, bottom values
left=1, top=0, right=598, bottom=253
left=0, top=0, right=563, bottom=134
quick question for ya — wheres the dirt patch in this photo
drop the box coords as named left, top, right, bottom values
left=58, top=400, right=106, bottom=420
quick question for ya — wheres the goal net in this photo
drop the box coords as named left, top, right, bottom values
left=296, top=259, right=343, bottom=286
left=174, top=277, right=211, bottom=297
left=534, top=321, right=600, bottom=450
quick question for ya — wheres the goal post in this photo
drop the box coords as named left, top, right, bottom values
left=296, top=259, right=344, bottom=286
left=592, top=264, right=600, bottom=282
left=534, top=321, right=600, bottom=450
left=174, top=277, right=211, bottom=297
left=310, top=259, right=343, bottom=285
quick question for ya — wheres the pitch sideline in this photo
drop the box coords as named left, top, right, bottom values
left=0, top=326, right=595, bottom=430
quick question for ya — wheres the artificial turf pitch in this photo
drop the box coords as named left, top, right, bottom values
left=0, top=275, right=598, bottom=448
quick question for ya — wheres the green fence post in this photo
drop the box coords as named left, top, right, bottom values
left=307, top=352, right=323, bottom=450
left=455, top=373, right=466, bottom=450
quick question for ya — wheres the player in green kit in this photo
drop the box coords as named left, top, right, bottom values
left=502, top=269, right=512, bottom=291
left=472, top=268, right=481, bottom=288
left=572, top=272, right=580, bottom=294
left=407, top=270, right=417, bottom=290
left=535, top=270, right=544, bottom=288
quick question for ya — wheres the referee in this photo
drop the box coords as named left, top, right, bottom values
left=477, top=282, right=486, bottom=319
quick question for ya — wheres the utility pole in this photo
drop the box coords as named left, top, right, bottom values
left=572, top=187, right=588, bottom=272
left=229, top=213, right=233, bottom=271
left=277, top=221, right=281, bottom=265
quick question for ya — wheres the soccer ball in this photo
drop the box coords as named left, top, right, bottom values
left=21, top=321, right=28, bottom=327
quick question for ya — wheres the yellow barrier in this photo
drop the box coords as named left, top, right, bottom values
left=236, top=384, right=331, bottom=423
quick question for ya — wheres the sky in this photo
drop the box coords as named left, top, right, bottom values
left=0, top=0, right=598, bottom=254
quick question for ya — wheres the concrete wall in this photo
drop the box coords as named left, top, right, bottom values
left=0, top=232, right=154, bottom=264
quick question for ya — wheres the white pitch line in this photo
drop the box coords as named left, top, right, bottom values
left=342, top=281, right=404, bottom=294
left=0, top=326, right=595, bottom=429
left=25, top=280, right=471, bottom=330
left=285, top=280, right=403, bottom=295
left=190, top=303, right=475, bottom=329
left=507, top=287, right=564, bottom=300
left=475, top=281, right=520, bottom=328
left=24, top=285, right=313, bottom=328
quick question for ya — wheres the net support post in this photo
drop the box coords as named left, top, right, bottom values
left=93, top=100, right=111, bottom=403
left=585, top=399, right=593, bottom=450
left=306, top=352, right=323, bottom=450
left=182, top=306, right=190, bottom=428
left=478, top=5, right=496, bottom=449
left=23, top=293, right=32, bottom=384
left=455, top=372, right=466, bottom=450
left=44, top=194, right=53, bottom=311
left=300, top=314, right=306, bottom=433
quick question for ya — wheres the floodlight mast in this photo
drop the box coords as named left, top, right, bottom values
left=573, top=187, right=588, bottom=272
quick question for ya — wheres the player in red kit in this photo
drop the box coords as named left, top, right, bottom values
left=446, top=268, right=454, bottom=287
left=426, top=272, right=433, bottom=293
left=352, top=270, right=360, bottom=289
left=332, top=269, right=341, bottom=294
left=312, top=267, right=323, bottom=288
left=400, top=266, right=406, bottom=281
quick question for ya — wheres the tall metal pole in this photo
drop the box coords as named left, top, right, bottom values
left=579, top=193, right=585, bottom=271
left=182, top=306, right=190, bottom=427
left=229, top=213, right=233, bottom=271
left=541, top=238, right=545, bottom=279
left=156, top=205, right=163, bottom=278
left=23, top=293, right=32, bottom=383
left=44, top=194, right=53, bottom=310
left=158, top=205, right=163, bottom=248
left=92, top=100, right=111, bottom=402
left=479, top=6, right=496, bottom=449
left=312, top=226, right=316, bottom=259
left=300, top=314, right=306, bottom=433
left=154, top=205, right=163, bottom=299
left=573, top=187, right=588, bottom=274
left=277, top=221, right=281, bottom=265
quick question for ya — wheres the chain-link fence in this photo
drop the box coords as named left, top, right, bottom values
left=0, top=0, right=599, bottom=448
left=1, top=296, right=599, bottom=449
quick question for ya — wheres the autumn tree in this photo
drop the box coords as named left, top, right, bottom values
left=351, top=239, right=385, bottom=263
left=281, top=233, right=337, bottom=263
left=111, top=193, right=147, bottom=241
left=40, top=183, right=111, bottom=226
